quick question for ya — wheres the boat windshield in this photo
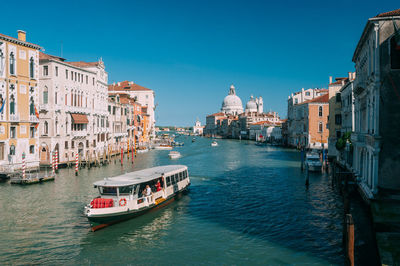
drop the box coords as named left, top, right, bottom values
left=99, top=185, right=136, bottom=196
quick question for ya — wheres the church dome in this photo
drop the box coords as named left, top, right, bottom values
left=221, top=85, right=243, bottom=115
left=245, top=95, right=257, bottom=112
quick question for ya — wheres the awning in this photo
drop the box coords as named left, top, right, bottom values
left=71, top=113, right=89, bottom=124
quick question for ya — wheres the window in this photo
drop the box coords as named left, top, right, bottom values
left=43, top=65, right=48, bottom=76
left=30, top=127, right=35, bottom=138
left=66, top=69, right=68, bottom=79
left=10, top=144, right=16, bottom=156
left=9, top=52, right=15, bottom=75
left=166, top=176, right=171, bottom=186
left=9, top=94, right=15, bottom=114
left=294, top=98, right=298, bottom=104
left=92, top=77, right=95, bottom=85
left=29, top=145, right=35, bottom=154
left=336, top=131, right=341, bottom=138
left=30, top=96, right=35, bottom=115
left=0, top=49, right=4, bottom=75
left=43, top=86, right=48, bottom=104
left=72, top=141, right=75, bottom=148
left=10, top=127, right=16, bottom=138
left=318, top=106, right=323, bottom=117
left=71, top=71, right=73, bottom=80
left=391, top=35, right=400, bottom=69
left=108, top=105, right=111, bottom=112
left=335, top=114, right=342, bottom=125
left=30, top=57, right=34, bottom=78
left=318, top=122, right=323, bottom=132
left=44, top=121, right=48, bottom=135
left=179, top=172, right=183, bottom=181
left=86, top=75, right=88, bottom=84
left=55, top=66, right=58, bottom=77
left=65, top=141, right=68, bottom=149
left=55, top=92, right=58, bottom=105
left=336, top=93, right=341, bottom=103
left=86, top=140, right=89, bottom=148
left=305, top=92, right=310, bottom=96
left=175, top=173, right=179, bottom=182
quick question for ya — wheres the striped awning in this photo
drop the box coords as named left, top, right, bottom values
left=71, top=113, right=89, bottom=124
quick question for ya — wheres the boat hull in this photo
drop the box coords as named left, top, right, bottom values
left=87, top=188, right=188, bottom=231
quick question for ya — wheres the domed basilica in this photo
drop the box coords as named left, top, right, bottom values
left=221, top=84, right=263, bottom=115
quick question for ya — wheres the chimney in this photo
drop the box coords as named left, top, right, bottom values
left=329, top=76, right=333, bottom=84
left=17, top=30, right=26, bottom=42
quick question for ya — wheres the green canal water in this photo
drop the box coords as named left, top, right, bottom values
left=0, top=137, right=376, bottom=265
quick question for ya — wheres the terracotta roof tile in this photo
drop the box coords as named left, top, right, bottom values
left=68, top=61, right=100, bottom=68
left=302, top=93, right=329, bottom=104
left=207, top=112, right=226, bottom=117
left=108, top=81, right=152, bottom=91
left=376, top=8, right=400, bottom=18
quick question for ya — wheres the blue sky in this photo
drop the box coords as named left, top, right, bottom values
left=1, top=0, right=398, bottom=126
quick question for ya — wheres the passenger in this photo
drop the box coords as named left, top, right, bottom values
left=156, top=180, right=161, bottom=191
left=146, top=185, right=152, bottom=196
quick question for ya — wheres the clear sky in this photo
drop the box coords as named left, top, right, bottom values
left=1, top=0, right=398, bottom=126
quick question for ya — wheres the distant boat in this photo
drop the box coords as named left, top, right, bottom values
left=137, top=147, right=149, bottom=153
left=168, top=151, right=181, bottom=159
left=154, top=144, right=173, bottom=150
left=192, top=138, right=196, bottom=143
left=211, top=141, right=218, bottom=147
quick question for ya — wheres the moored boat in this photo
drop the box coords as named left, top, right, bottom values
left=84, top=165, right=190, bottom=231
left=211, top=141, right=218, bottom=147
left=168, top=151, right=181, bottom=159
left=137, top=147, right=149, bottom=153
left=305, top=152, right=322, bottom=172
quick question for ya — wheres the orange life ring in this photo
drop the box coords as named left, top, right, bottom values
left=119, top=198, right=127, bottom=206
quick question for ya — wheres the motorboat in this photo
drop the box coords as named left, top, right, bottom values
left=154, top=144, right=173, bottom=150
left=211, top=141, right=218, bottom=147
left=168, top=151, right=181, bottom=159
left=305, top=152, right=322, bottom=172
left=84, top=165, right=190, bottom=231
left=137, top=147, right=149, bottom=153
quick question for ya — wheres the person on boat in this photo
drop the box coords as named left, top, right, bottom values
left=146, top=185, right=152, bottom=196
left=156, top=179, right=162, bottom=191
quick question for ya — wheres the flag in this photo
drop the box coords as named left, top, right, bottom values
left=0, top=99, right=5, bottom=113
left=34, top=105, right=39, bottom=129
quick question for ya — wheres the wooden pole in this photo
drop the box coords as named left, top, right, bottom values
left=22, top=152, right=26, bottom=179
left=55, top=150, right=59, bottom=173
left=131, top=146, right=134, bottom=164
left=305, top=164, right=309, bottom=187
left=121, top=146, right=123, bottom=166
left=75, top=153, right=79, bottom=176
left=346, top=214, right=354, bottom=266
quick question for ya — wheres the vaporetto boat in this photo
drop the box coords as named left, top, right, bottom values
left=84, top=165, right=190, bottom=231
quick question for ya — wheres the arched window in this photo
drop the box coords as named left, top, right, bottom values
left=44, top=121, right=48, bottom=135
left=10, top=144, right=15, bottom=155
left=318, top=106, right=323, bottom=117
left=30, top=57, right=34, bottom=79
left=9, top=95, right=15, bottom=115
left=43, top=86, right=48, bottom=104
left=0, top=49, right=4, bottom=75
left=9, top=52, right=15, bottom=75
left=318, top=122, right=323, bottom=132
left=30, top=96, right=35, bottom=115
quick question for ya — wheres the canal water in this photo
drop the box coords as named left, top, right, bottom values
left=0, top=137, right=374, bottom=264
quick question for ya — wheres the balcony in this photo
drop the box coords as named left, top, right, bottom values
left=39, top=104, right=49, bottom=111
left=29, top=115, right=39, bottom=123
left=9, top=114, right=20, bottom=122
left=72, top=130, right=88, bottom=138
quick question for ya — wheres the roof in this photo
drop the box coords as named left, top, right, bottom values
left=68, top=61, right=100, bottom=68
left=301, top=93, right=329, bottom=104
left=0, top=32, right=42, bottom=50
left=39, top=52, right=66, bottom=61
left=71, top=113, right=89, bottom=124
left=207, top=112, right=226, bottom=117
left=375, top=8, right=400, bottom=18
left=108, top=81, right=152, bottom=92
left=329, top=77, right=348, bottom=86
left=93, top=165, right=188, bottom=187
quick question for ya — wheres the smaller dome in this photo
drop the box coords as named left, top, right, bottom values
left=245, top=96, right=257, bottom=112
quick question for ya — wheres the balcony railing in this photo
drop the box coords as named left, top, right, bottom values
left=72, top=131, right=88, bottom=137
left=29, top=115, right=39, bottom=123
left=9, top=114, right=19, bottom=122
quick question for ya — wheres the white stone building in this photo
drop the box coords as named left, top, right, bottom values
left=193, top=119, right=203, bottom=135
left=38, top=52, right=108, bottom=165
left=108, top=81, right=155, bottom=139
left=221, top=84, right=243, bottom=115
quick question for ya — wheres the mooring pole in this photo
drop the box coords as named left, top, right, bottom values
left=75, top=153, right=79, bottom=176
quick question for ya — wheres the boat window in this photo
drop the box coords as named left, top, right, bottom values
left=119, top=185, right=135, bottom=195
left=174, top=173, right=179, bottom=182
left=166, top=176, right=171, bottom=186
left=171, top=175, right=175, bottom=185
left=179, top=172, right=183, bottom=181
left=100, top=186, right=117, bottom=195
left=183, top=170, right=187, bottom=179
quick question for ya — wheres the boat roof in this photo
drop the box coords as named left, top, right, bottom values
left=306, top=153, right=320, bottom=159
left=93, top=165, right=187, bottom=187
